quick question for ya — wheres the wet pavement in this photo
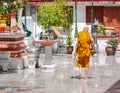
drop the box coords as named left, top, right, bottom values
left=0, top=52, right=120, bottom=93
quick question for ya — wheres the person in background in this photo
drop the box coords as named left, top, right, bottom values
left=39, top=32, right=43, bottom=40
left=73, top=26, right=95, bottom=80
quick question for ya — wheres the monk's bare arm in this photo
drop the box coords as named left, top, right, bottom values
left=90, top=34, right=95, bottom=47
left=74, top=41, right=78, bottom=53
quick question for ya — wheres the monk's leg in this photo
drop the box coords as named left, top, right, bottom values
left=84, top=68, right=89, bottom=79
left=77, top=57, right=83, bottom=79
left=84, top=56, right=90, bottom=79
left=78, top=67, right=82, bottom=79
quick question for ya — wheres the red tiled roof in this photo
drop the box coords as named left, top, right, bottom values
left=28, top=0, right=120, bottom=4
left=28, top=0, right=120, bottom=1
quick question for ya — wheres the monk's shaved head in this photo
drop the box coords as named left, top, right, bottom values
left=83, top=26, right=89, bottom=31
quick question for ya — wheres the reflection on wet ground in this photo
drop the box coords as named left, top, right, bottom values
left=0, top=52, right=120, bottom=93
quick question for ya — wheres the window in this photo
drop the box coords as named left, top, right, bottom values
left=86, top=6, right=104, bottom=24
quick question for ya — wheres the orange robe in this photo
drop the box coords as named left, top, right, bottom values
left=76, top=31, right=91, bottom=68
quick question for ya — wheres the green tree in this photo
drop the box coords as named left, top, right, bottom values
left=37, top=0, right=73, bottom=30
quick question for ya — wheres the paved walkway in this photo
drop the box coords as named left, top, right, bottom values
left=0, top=52, right=120, bottom=93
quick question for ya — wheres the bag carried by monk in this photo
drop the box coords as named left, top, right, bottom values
left=90, top=41, right=96, bottom=56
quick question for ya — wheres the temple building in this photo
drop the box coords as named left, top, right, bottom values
left=23, top=0, right=120, bottom=43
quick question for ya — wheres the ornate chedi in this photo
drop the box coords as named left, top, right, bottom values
left=0, top=0, right=28, bottom=70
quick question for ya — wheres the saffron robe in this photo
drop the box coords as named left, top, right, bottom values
left=76, top=31, right=91, bottom=68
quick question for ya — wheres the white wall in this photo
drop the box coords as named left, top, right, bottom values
left=26, top=5, right=31, bottom=16
left=30, top=6, right=43, bottom=40
left=22, top=16, right=34, bottom=47
left=72, top=5, right=91, bottom=38
left=22, top=16, right=33, bottom=33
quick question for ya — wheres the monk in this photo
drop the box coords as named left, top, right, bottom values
left=73, top=26, right=95, bottom=79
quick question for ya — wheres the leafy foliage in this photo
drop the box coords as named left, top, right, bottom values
left=0, top=0, right=27, bottom=14
left=97, top=25, right=105, bottom=35
left=66, top=37, right=73, bottom=46
left=106, top=38, right=118, bottom=48
left=37, top=0, right=73, bottom=30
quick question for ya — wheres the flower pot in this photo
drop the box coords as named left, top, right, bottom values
left=67, top=46, right=73, bottom=54
left=105, top=47, right=116, bottom=56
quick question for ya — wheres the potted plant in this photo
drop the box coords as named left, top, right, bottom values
left=66, top=36, right=73, bottom=54
left=105, top=38, right=118, bottom=55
